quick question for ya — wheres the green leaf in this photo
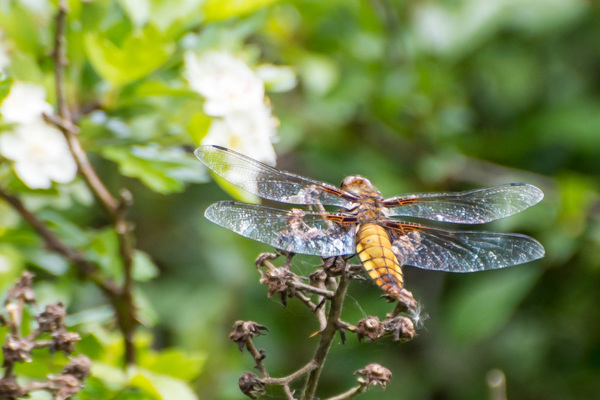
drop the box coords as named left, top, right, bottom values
left=86, top=228, right=121, bottom=277
left=84, top=25, right=175, bottom=86
left=136, top=81, right=195, bottom=97
left=132, top=250, right=159, bottom=282
left=138, top=348, right=206, bottom=381
left=26, top=249, right=69, bottom=275
left=203, top=0, right=279, bottom=21
left=0, top=245, right=25, bottom=292
left=0, top=76, right=13, bottom=102
left=38, top=211, right=90, bottom=248
left=129, top=369, right=197, bottom=400
left=0, top=2, right=44, bottom=55
left=186, top=112, right=212, bottom=145
left=443, top=265, right=542, bottom=343
left=101, top=145, right=208, bottom=194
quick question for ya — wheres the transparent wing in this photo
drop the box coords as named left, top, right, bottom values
left=383, top=183, right=543, bottom=224
left=205, top=201, right=356, bottom=257
left=196, top=145, right=355, bottom=207
left=386, top=222, right=545, bottom=272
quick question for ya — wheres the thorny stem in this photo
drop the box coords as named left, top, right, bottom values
left=301, top=270, right=352, bottom=400
left=49, top=0, right=138, bottom=365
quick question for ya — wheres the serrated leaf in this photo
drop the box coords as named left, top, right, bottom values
left=84, top=26, right=174, bottom=86
left=101, top=145, right=208, bottom=194
left=443, top=266, right=542, bottom=343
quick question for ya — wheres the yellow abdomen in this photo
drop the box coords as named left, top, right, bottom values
left=356, top=223, right=404, bottom=296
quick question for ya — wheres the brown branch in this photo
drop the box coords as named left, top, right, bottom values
left=245, top=337, right=268, bottom=378
left=50, top=0, right=137, bottom=365
left=324, top=384, right=366, bottom=400
left=263, top=361, right=317, bottom=386
left=0, top=187, right=116, bottom=296
left=301, top=268, right=352, bottom=400
left=282, top=384, right=296, bottom=400
left=292, top=291, right=318, bottom=312
left=289, top=281, right=335, bottom=299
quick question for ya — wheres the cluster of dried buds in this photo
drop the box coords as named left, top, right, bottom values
left=0, top=272, right=91, bottom=400
left=230, top=253, right=426, bottom=399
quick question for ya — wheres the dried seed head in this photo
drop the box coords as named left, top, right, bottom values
left=62, top=355, right=92, bottom=381
left=308, top=269, right=327, bottom=286
left=394, top=289, right=418, bottom=314
left=49, top=373, right=82, bottom=400
left=230, top=321, right=269, bottom=352
left=323, top=256, right=346, bottom=276
left=384, top=316, right=416, bottom=342
left=255, top=252, right=278, bottom=267
left=259, top=267, right=290, bottom=298
left=238, top=371, right=265, bottom=399
left=36, top=302, right=66, bottom=333
left=355, top=363, right=392, bottom=388
left=3, top=336, right=33, bottom=365
left=356, top=316, right=384, bottom=341
left=0, top=376, right=26, bottom=399
left=51, top=330, right=81, bottom=354
left=5, top=271, right=36, bottom=305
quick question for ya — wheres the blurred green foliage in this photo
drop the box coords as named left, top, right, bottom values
left=0, top=0, right=599, bottom=399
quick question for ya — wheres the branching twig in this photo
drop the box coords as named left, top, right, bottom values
left=0, top=187, right=116, bottom=296
left=302, top=269, right=352, bottom=400
left=0, top=273, right=92, bottom=399
left=324, top=384, right=366, bottom=400
left=237, top=253, right=419, bottom=399
left=263, top=361, right=317, bottom=386
left=49, top=0, right=137, bottom=365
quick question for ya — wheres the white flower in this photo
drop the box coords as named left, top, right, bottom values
left=201, top=106, right=278, bottom=166
left=184, top=51, right=265, bottom=116
left=0, top=82, right=53, bottom=124
left=0, top=122, right=77, bottom=189
left=255, top=64, right=297, bottom=92
left=18, top=0, right=51, bottom=16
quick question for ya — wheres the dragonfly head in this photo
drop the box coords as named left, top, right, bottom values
left=341, top=176, right=379, bottom=196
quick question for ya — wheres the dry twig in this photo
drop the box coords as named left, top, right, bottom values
left=235, top=253, right=420, bottom=399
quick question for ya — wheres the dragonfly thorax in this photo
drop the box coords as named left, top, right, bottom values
left=340, top=176, right=386, bottom=222
left=341, top=176, right=380, bottom=196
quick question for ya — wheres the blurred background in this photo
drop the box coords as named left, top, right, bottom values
left=1, top=0, right=599, bottom=399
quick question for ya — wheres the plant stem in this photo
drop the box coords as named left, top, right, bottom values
left=301, top=271, right=351, bottom=400
left=50, top=0, right=137, bottom=365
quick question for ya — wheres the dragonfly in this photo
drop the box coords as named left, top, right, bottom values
left=196, top=145, right=545, bottom=299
